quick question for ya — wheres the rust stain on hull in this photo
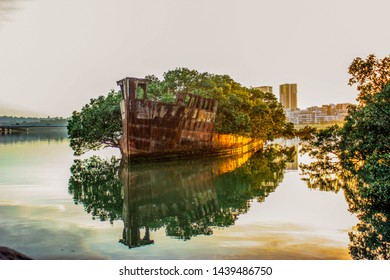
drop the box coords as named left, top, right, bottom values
left=117, top=77, right=263, bottom=162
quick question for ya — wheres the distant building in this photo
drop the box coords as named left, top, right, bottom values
left=285, top=102, right=352, bottom=125
left=280, top=84, right=297, bottom=110
left=255, top=86, right=273, bottom=94
left=336, top=103, right=350, bottom=111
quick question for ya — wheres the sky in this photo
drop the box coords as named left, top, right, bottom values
left=0, top=0, right=389, bottom=117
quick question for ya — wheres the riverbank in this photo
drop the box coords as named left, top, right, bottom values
left=294, top=122, right=344, bottom=131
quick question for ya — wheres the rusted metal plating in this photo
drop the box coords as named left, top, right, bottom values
left=117, top=77, right=218, bottom=161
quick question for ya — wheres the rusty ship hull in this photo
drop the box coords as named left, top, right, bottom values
left=117, top=77, right=263, bottom=163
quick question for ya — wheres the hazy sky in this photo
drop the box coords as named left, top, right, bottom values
left=0, top=0, right=389, bottom=117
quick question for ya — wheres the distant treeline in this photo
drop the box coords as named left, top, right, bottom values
left=0, top=127, right=68, bottom=144
left=0, top=116, right=68, bottom=126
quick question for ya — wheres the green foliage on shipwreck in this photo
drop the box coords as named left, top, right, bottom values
left=68, top=68, right=289, bottom=156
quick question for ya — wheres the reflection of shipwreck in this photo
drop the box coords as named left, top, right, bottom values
left=119, top=151, right=254, bottom=248
left=68, top=145, right=291, bottom=250
left=117, top=77, right=263, bottom=162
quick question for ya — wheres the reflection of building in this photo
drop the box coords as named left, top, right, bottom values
left=286, top=143, right=299, bottom=170
left=255, top=86, right=273, bottom=94
left=280, top=84, right=297, bottom=110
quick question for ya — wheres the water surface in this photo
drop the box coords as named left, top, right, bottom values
left=0, top=128, right=357, bottom=259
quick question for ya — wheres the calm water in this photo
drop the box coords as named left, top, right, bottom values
left=0, top=128, right=357, bottom=259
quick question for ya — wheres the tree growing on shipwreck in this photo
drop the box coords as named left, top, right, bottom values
left=68, top=68, right=289, bottom=157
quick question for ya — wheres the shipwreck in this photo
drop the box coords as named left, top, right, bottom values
left=117, top=77, right=263, bottom=162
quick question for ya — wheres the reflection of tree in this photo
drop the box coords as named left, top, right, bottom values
left=119, top=158, right=221, bottom=244
left=300, top=144, right=390, bottom=260
left=68, top=145, right=293, bottom=249
left=68, top=156, right=123, bottom=223
left=342, top=177, right=390, bottom=260
left=215, top=144, right=294, bottom=216
left=299, top=125, right=344, bottom=193
left=300, top=163, right=344, bottom=193
left=348, top=210, right=390, bottom=260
